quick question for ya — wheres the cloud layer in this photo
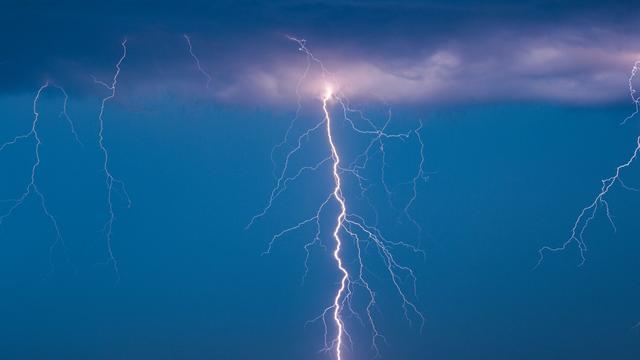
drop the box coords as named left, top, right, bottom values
left=2, top=0, right=639, bottom=105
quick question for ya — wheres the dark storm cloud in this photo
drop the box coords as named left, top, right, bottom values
left=1, top=0, right=639, bottom=104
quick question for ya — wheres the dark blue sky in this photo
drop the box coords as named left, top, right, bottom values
left=2, top=1, right=640, bottom=359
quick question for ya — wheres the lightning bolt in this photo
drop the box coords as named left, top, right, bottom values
left=183, top=34, right=213, bottom=89
left=248, top=37, right=426, bottom=359
left=537, top=60, right=640, bottom=267
left=0, top=81, right=81, bottom=270
left=92, top=39, right=131, bottom=280
left=322, top=88, right=349, bottom=360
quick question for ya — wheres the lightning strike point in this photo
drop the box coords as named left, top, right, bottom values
left=324, top=85, right=334, bottom=100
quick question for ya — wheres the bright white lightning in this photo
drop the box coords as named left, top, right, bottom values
left=0, top=81, right=81, bottom=268
left=323, top=88, right=349, bottom=360
left=92, top=39, right=132, bottom=280
left=537, top=60, right=640, bottom=267
left=248, top=37, right=426, bottom=359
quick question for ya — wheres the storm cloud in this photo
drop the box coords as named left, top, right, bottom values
left=2, top=0, right=639, bottom=105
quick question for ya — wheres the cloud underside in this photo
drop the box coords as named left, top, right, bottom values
left=1, top=1, right=639, bottom=105
left=216, top=36, right=639, bottom=105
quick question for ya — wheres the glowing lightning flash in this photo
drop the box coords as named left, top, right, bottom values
left=92, top=39, right=132, bottom=280
left=537, top=60, right=640, bottom=267
left=1, top=40, right=133, bottom=278
left=323, top=88, right=349, bottom=360
left=248, top=37, right=426, bottom=359
left=0, top=81, right=81, bottom=269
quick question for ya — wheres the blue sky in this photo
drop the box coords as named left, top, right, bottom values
left=2, top=1, right=640, bottom=359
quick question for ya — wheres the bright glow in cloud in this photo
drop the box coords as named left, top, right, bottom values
left=210, top=35, right=640, bottom=105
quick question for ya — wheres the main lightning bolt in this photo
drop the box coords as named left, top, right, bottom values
left=537, top=60, right=640, bottom=267
left=92, top=39, right=131, bottom=279
left=0, top=81, right=81, bottom=269
left=322, top=88, right=349, bottom=359
left=248, top=37, right=426, bottom=359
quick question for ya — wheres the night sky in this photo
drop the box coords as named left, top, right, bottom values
left=2, top=1, right=640, bottom=359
